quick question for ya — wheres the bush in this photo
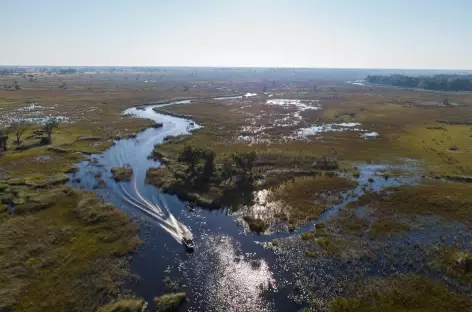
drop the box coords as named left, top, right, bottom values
left=313, top=155, right=339, bottom=170
left=39, top=136, right=51, bottom=145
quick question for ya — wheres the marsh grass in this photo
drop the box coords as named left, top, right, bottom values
left=154, top=292, right=186, bottom=312
left=353, top=181, right=472, bottom=227
left=429, top=246, right=472, bottom=284
left=329, top=275, right=472, bottom=312
left=97, top=298, right=145, bottom=312
left=332, top=210, right=370, bottom=236
left=0, top=187, right=140, bottom=312
left=269, top=176, right=356, bottom=225
left=111, top=166, right=134, bottom=182
left=368, top=218, right=409, bottom=237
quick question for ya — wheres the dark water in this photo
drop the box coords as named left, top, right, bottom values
left=69, top=101, right=472, bottom=311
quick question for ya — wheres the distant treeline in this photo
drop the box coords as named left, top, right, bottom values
left=58, top=68, right=77, bottom=74
left=366, top=74, right=472, bottom=91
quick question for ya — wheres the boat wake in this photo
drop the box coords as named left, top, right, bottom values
left=72, top=102, right=199, bottom=245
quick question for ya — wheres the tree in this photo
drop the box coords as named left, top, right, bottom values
left=11, top=121, right=30, bottom=147
left=43, top=119, right=59, bottom=142
left=178, top=146, right=201, bottom=177
left=232, top=151, right=257, bottom=176
left=201, top=151, right=215, bottom=182
left=220, top=160, right=234, bottom=182
left=0, top=129, right=8, bottom=151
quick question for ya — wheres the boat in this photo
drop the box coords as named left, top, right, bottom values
left=182, top=233, right=195, bottom=251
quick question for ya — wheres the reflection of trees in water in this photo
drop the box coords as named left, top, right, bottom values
left=218, top=177, right=256, bottom=212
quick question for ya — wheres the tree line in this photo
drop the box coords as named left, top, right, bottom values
left=366, top=74, right=472, bottom=91
left=177, top=146, right=257, bottom=187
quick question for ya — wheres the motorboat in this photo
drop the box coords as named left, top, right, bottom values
left=182, top=233, right=195, bottom=251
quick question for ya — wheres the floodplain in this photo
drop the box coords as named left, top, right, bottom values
left=1, top=68, right=472, bottom=312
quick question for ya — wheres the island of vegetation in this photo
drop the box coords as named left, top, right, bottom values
left=111, top=166, right=134, bottom=181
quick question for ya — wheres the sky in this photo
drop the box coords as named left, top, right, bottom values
left=1, top=0, right=471, bottom=69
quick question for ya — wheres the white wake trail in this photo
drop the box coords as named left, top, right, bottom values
left=131, top=176, right=187, bottom=243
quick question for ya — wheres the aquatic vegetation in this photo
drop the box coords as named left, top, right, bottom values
left=332, top=210, right=369, bottom=236
left=429, top=246, right=472, bottom=284
left=97, top=298, right=146, bottom=312
left=94, top=177, right=108, bottom=189
left=368, top=218, right=409, bottom=237
left=145, top=166, right=175, bottom=188
left=154, top=292, right=186, bottom=312
left=304, top=251, right=318, bottom=258
left=312, top=155, right=339, bottom=170
left=353, top=181, right=472, bottom=227
left=329, top=275, right=472, bottom=312
left=111, top=166, right=134, bottom=181
left=269, top=176, right=356, bottom=226
left=316, top=237, right=339, bottom=254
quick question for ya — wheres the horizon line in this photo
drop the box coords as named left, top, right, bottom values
left=1, top=64, right=472, bottom=71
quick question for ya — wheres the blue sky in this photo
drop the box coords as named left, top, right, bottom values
left=1, top=0, right=471, bottom=69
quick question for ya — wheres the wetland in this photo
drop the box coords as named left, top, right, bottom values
left=1, top=67, right=472, bottom=312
